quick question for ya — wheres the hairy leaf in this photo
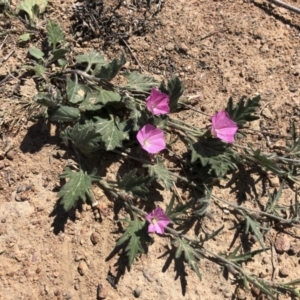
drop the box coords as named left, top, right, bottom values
left=127, top=101, right=146, bottom=131
left=58, top=167, right=97, bottom=211
left=18, top=0, right=47, bottom=23
left=174, top=237, right=202, bottom=280
left=165, top=194, right=193, bottom=223
left=76, top=50, right=106, bottom=71
left=66, top=78, right=88, bottom=104
left=33, top=91, right=60, bottom=107
left=226, top=95, right=260, bottom=127
left=287, top=122, right=300, bottom=157
left=248, top=148, right=285, bottom=176
left=94, top=117, right=129, bottom=151
left=244, top=215, right=268, bottom=249
left=266, top=180, right=284, bottom=214
left=51, top=49, right=68, bottom=61
left=223, top=244, right=268, bottom=264
left=28, top=47, right=44, bottom=60
left=117, top=169, right=151, bottom=200
left=94, top=52, right=126, bottom=81
left=144, top=158, right=175, bottom=190
left=61, top=122, right=103, bottom=156
left=116, top=216, right=150, bottom=266
left=47, top=19, right=64, bottom=50
left=123, top=71, right=159, bottom=92
left=48, top=105, right=81, bottom=122
left=160, top=76, right=184, bottom=112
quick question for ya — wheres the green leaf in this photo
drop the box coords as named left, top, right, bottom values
left=247, top=147, right=285, bottom=176
left=58, top=167, right=97, bottom=211
left=61, top=122, right=103, bottom=157
left=174, top=237, right=202, bottom=280
left=97, top=89, right=121, bottom=105
left=126, top=100, right=147, bottom=131
left=51, top=49, right=68, bottom=61
left=18, top=0, right=47, bottom=22
left=19, top=33, right=31, bottom=42
left=75, top=50, right=106, bottom=71
left=190, top=137, right=227, bottom=166
left=33, top=91, right=60, bottom=107
left=47, top=19, right=65, bottom=50
left=223, top=244, right=268, bottom=264
left=66, top=78, right=88, bottom=104
left=33, top=64, right=46, bottom=76
left=226, top=95, right=260, bottom=127
left=165, top=194, right=193, bottom=223
left=48, top=105, right=81, bottom=122
left=122, top=71, right=158, bottom=92
left=94, top=116, right=129, bottom=151
left=266, top=180, right=284, bottom=214
left=116, top=216, right=150, bottom=266
left=144, top=158, right=175, bottom=190
left=160, top=76, right=184, bottom=112
left=244, top=215, right=267, bottom=249
left=117, top=169, right=150, bottom=200
left=28, top=47, right=44, bottom=60
left=79, top=91, right=103, bottom=111
left=287, top=122, right=300, bottom=157
left=94, top=52, right=126, bottom=81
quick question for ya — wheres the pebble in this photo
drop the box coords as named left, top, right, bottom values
left=165, top=42, right=175, bottom=51
left=78, top=260, right=88, bottom=276
left=97, top=283, right=108, bottom=299
left=0, top=160, right=4, bottom=169
left=90, top=232, right=100, bottom=245
left=133, top=287, right=142, bottom=298
left=0, top=150, right=5, bottom=159
left=261, top=108, right=274, bottom=120
left=279, top=267, right=289, bottom=277
left=269, top=177, right=280, bottom=188
left=275, top=234, right=290, bottom=254
left=236, top=288, right=246, bottom=300
left=6, top=150, right=14, bottom=160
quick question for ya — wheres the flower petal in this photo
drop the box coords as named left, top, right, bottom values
left=146, top=88, right=170, bottom=115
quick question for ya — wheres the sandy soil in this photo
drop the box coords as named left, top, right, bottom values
left=1, top=0, right=300, bottom=299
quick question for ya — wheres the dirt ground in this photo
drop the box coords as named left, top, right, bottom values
left=2, top=0, right=300, bottom=299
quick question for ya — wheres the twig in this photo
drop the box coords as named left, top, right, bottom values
left=0, top=35, right=8, bottom=51
left=265, top=0, right=300, bottom=15
left=1, top=50, right=15, bottom=63
left=120, top=38, right=145, bottom=72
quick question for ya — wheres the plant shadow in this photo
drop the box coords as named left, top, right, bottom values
left=158, top=245, right=188, bottom=296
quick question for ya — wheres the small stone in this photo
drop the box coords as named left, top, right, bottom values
left=0, top=160, right=4, bottom=169
left=36, top=267, right=41, bottom=274
left=6, top=150, right=14, bottom=160
left=236, top=288, right=246, bottom=300
left=53, top=271, right=59, bottom=278
left=0, top=150, right=5, bottom=159
left=133, top=287, right=142, bottom=298
left=90, top=232, right=100, bottom=245
left=178, top=42, right=189, bottom=53
left=97, top=283, right=108, bottom=299
left=74, top=284, right=79, bottom=290
left=275, top=234, right=290, bottom=254
left=261, top=108, right=274, bottom=120
left=165, top=42, right=174, bottom=51
left=54, top=289, right=61, bottom=296
left=269, top=177, right=280, bottom=188
left=78, top=260, right=88, bottom=276
left=279, top=267, right=289, bottom=277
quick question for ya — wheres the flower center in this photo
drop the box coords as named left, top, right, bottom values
left=143, top=139, right=150, bottom=147
left=151, top=217, right=157, bottom=224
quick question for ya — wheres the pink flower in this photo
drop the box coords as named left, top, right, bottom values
left=211, top=111, right=238, bottom=143
left=146, top=88, right=170, bottom=115
left=146, top=207, right=170, bottom=234
left=137, top=124, right=166, bottom=154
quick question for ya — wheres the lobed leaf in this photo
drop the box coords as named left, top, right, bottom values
left=48, top=105, right=81, bottom=122
left=47, top=19, right=65, bottom=50
left=160, top=76, right=184, bottom=112
left=58, top=167, right=97, bottom=211
left=226, top=95, right=260, bottom=127
left=144, top=158, right=175, bottom=190
left=116, top=216, right=150, bottom=266
left=61, top=122, right=103, bottom=157
left=117, top=169, right=151, bottom=200
left=122, top=71, right=159, bottom=92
